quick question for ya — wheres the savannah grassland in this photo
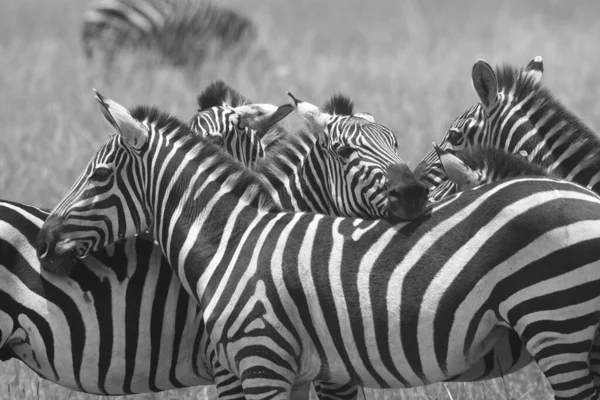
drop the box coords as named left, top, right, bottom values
left=1, top=0, right=600, bottom=398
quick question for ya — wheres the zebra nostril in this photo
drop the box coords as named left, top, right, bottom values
left=37, top=240, right=49, bottom=260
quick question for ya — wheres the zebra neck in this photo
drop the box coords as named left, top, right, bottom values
left=253, top=129, right=320, bottom=212
left=146, top=140, right=275, bottom=290
left=486, top=92, right=600, bottom=193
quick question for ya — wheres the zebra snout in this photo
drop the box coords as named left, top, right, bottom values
left=36, top=216, right=76, bottom=277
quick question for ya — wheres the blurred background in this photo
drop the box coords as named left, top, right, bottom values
left=1, top=0, right=598, bottom=398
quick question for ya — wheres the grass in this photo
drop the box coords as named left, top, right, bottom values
left=1, top=0, right=599, bottom=398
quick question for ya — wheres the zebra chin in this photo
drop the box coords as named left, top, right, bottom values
left=39, top=251, right=78, bottom=277
left=386, top=198, right=429, bottom=221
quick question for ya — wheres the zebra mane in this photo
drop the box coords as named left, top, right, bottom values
left=253, top=124, right=315, bottom=182
left=259, top=123, right=290, bottom=151
left=455, top=144, right=553, bottom=180
left=196, top=80, right=251, bottom=111
left=322, top=93, right=354, bottom=116
left=130, top=105, right=278, bottom=211
left=495, top=63, right=600, bottom=171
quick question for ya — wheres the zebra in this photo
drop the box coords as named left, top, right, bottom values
left=188, top=80, right=275, bottom=168
left=0, top=201, right=329, bottom=398
left=0, top=115, right=522, bottom=400
left=413, top=56, right=600, bottom=203
left=189, top=82, right=430, bottom=220
left=82, top=0, right=258, bottom=68
left=430, top=143, right=600, bottom=384
left=188, top=82, right=377, bottom=169
left=0, top=200, right=214, bottom=395
left=37, top=92, right=600, bottom=399
left=188, top=82, right=426, bottom=399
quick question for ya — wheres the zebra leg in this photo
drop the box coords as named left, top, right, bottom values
left=517, top=322, right=599, bottom=399
left=315, top=382, right=360, bottom=400
left=589, top=328, right=600, bottom=386
left=213, top=360, right=246, bottom=400
left=238, top=364, right=295, bottom=400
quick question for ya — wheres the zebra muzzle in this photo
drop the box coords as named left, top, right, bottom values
left=36, top=216, right=78, bottom=277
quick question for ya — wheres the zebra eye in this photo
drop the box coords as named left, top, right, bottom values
left=337, top=145, right=355, bottom=160
left=447, top=128, right=465, bottom=144
left=208, top=135, right=224, bottom=147
left=89, top=167, right=112, bottom=182
left=387, top=188, right=401, bottom=201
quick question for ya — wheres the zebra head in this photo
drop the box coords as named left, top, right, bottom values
left=188, top=81, right=283, bottom=167
left=288, top=92, right=429, bottom=220
left=414, top=56, right=545, bottom=200
left=36, top=90, right=292, bottom=277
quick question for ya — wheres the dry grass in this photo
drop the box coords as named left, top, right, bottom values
left=1, top=0, right=600, bottom=398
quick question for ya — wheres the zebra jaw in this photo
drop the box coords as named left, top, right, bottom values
left=40, top=239, right=80, bottom=277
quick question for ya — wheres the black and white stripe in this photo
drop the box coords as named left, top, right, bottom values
left=190, top=85, right=429, bottom=221
left=81, top=0, right=257, bottom=67
left=415, top=56, right=600, bottom=202
left=0, top=200, right=216, bottom=395
left=37, top=95, right=600, bottom=399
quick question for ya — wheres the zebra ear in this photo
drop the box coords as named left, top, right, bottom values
left=354, top=112, right=375, bottom=122
left=234, top=103, right=294, bottom=130
left=94, top=89, right=148, bottom=149
left=524, top=56, right=543, bottom=84
left=472, top=60, right=499, bottom=110
left=287, top=92, right=331, bottom=132
left=434, top=144, right=481, bottom=190
left=518, top=149, right=529, bottom=158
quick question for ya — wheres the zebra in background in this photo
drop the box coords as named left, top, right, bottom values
left=37, top=92, right=600, bottom=399
left=189, top=82, right=429, bottom=220
left=413, top=56, right=600, bottom=203
left=82, top=0, right=258, bottom=68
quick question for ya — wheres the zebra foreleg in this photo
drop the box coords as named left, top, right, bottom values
left=588, top=327, right=600, bottom=387
left=316, top=381, right=360, bottom=400
left=213, top=361, right=246, bottom=400
left=517, top=322, right=599, bottom=399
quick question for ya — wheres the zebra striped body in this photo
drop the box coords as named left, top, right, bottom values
left=413, top=56, right=600, bottom=385
left=415, top=56, right=600, bottom=202
left=0, top=200, right=213, bottom=395
left=38, top=97, right=600, bottom=399
left=82, top=0, right=257, bottom=67
left=188, top=84, right=426, bottom=399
